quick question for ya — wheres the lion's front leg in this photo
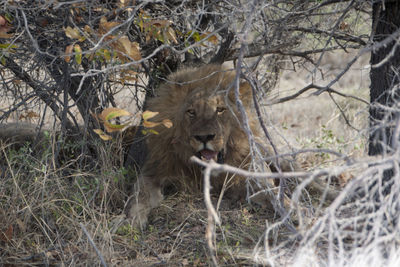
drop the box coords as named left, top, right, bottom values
left=125, top=176, right=163, bottom=229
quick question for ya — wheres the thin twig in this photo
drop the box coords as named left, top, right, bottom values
left=79, top=223, right=108, bottom=267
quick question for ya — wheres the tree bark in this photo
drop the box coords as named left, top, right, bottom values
left=369, top=1, right=400, bottom=157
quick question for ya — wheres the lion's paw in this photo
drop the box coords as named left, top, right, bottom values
left=126, top=202, right=151, bottom=230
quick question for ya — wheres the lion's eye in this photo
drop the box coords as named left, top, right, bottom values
left=216, top=107, right=226, bottom=114
left=187, top=109, right=196, bottom=117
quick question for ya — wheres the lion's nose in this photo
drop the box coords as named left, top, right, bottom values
left=194, top=134, right=215, bottom=143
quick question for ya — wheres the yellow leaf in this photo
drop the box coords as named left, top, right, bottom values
left=93, top=129, right=113, bottom=141
left=142, top=110, right=159, bottom=120
left=100, top=133, right=113, bottom=141
left=200, top=32, right=218, bottom=45
left=98, top=108, right=133, bottom=133
left=142, top=129, right=159, bottom=135
left=143, top=120, right=160, bottom=128
left=120, top=70, right=138, bottom=82
left=166, top=27, right=178, bottom=44
left=115, top=37, right=141, bottom=61
left=142, top=110, right=172, bottom=129
left=148, top=129, right=159, bottom=135
left=206, top=35, right=218, bottom=45
left=93, top=129, right=104, bottom=135
left=121, top=69, right=139, bottom=78
left=74, top=44, right=82, bottom=65
left=103, top=49, right=111, bottom=61
left=102, top=107, right=132, bottom=121
left=145, top=19, right=172, bottom=28
left=64, top=44, right=73, bottom=62
left=64, top=26, right=84, bottom=40
left=99, top=16, right=121, bottom=33
left=84, top=25, right=93, bottom=34
left=117, top=36, right=132, bottom=55
left=104, top=121, right=129, bottom=133
left=116, top=0, right=135, bottom=11
left=129, top=41, right=141, bottom=60
left=162, top=119, right=173, bottom=128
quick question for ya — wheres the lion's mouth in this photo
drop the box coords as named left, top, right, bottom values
left=197, top=149, right=224, bottom=164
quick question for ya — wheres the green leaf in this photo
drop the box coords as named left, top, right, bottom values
left=0, top=43, right=17, bottom=49
left=4, top=13, right=12, bottom=23
left=142, top=129, right=159, bottom=135
left=74, top=44, right=82, bottom=65
left=103, top=49, right=111, bottom=61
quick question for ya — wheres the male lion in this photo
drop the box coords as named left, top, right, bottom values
left=125, top=65, right=287, bottom=227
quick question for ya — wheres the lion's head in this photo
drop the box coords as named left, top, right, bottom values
left=145, top=65, right=256, bottom=171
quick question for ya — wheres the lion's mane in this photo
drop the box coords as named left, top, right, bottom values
left=141, top=64, right=260, bottom=192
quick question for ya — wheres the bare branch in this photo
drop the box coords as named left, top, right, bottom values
left=79, top=223, right=108, bottom=267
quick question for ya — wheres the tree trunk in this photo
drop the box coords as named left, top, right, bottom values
left=369, top=1, right=400, bottom=158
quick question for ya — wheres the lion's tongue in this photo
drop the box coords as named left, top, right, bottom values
left=200, top=149, right=218, bottom=161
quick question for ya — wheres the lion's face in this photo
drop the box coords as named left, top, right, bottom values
left=181, top=90, right=234, bottom=163
left=146, top=65, right=253, bottom=167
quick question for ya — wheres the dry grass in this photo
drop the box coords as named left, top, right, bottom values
left=0, top=136, right=281, bottom=266
left=0, top=141, right=278, bottom=266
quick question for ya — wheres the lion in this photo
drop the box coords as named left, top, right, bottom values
left=125, top=64, right=292, bottom=228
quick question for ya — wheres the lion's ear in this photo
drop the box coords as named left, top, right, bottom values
left=239, top=81, right=253, bottom=103
left=228, top=81, right=253, bottom=105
